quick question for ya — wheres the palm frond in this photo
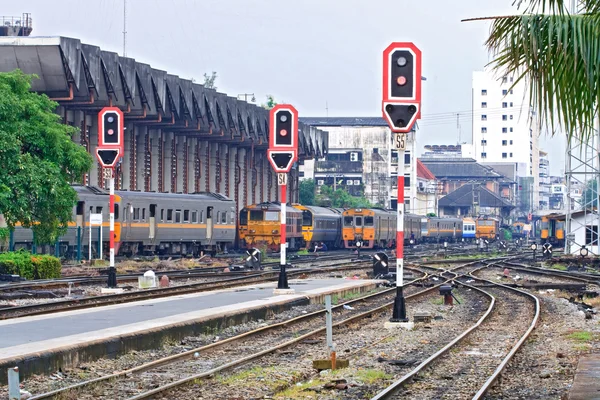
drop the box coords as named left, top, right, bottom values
left=483, top=12, right=600, bottom=143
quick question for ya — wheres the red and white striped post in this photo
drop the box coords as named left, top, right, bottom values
left=277, top=176, right=290, bottom=289
left=107, top=168, right=117, bottom=288
left=391, top=142, right=408, bottom=322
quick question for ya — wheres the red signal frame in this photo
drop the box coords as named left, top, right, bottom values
left=268, top=104, right=299, bottom=173
left=96, top=106, right=125, bottom=168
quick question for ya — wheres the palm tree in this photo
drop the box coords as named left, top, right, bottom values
left=464, top=0, right=600, bottom=143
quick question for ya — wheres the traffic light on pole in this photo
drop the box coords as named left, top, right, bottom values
left=96, top=107, right=124, bottom=168
left=382, top=42, right=422, bottom=133
left=268, top=104, right=299, bottom=174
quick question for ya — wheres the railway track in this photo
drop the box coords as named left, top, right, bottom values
left=26, top=268, right=434, bottom=400
left=371, top=263, right=540, bottom=399
left=0, top=260, right=385, bottom=320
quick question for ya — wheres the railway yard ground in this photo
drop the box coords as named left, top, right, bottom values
left=1, top=247, right=600, bottom=399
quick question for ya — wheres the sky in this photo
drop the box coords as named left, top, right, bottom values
left=5, top=0, right=565, bottom=174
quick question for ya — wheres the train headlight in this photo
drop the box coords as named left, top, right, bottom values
left=272, top=230, right=278, bottom=234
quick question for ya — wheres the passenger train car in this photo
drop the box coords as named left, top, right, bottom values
left=11, top=185, right=237, bottom=257
left=420, top=217, right=463, bottom=242
left=293, top=205, right=344, bottom=250
left=462, top=217, right=476, bottom=241
left=540, top=213, right=565, bottom=246
left=239, top=202, right=303, bottom=251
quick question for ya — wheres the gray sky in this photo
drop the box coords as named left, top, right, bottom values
left=7, top=0, right=564, bottom=174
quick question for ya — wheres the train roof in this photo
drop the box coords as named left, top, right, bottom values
left=244, top=202, right=301, bottom=212
left=293, top=204, right=343, bottom=217
left=72, top=185, right=234, bottom=203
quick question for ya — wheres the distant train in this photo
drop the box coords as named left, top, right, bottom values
left=541, top=213, right=565, bottom=246
left=11, top=185, right=237, bottom=257
left=239, top=203, right=495, bottom=251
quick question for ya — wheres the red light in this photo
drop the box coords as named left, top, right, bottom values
left=396, top=76, right=407, bottom=86
left=280, top=129, right=288, bottom=136
left=108, top=129, right=114, bottom=135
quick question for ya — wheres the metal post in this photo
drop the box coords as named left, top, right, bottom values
left=8, top=367, right=19, bottom=400
left=107, top=171, right=117, bottom=288
left=77, top=226, right=82, bottom=262
left=9, top=229, right=14, bottom=252
left=325, top=294, right=336, bottom=370
left=277, top=179, right=289, bottom=289
left=391, top=142, right=408, bottom=322
left=89, top=214, right=92, bottom=261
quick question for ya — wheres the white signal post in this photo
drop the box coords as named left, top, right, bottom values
left=394, top=133, right=408, bottom=321
left=109, top=170, right=115, bottom=272
left=277, top=175, right=290, bottom=290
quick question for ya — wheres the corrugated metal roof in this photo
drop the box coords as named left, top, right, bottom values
left=421, top=158, right=503, bottom=179
left=300, top=117, right=419, bottom=129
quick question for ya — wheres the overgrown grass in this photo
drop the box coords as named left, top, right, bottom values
left=217, top=366, right=278, bottom=386
left=548, top=263, right=568, bottom=271
left=567, top=331, right=594, bottom=342
left=275, top=380, right=323, bottom=399
left=331, top=288, right=380, bottom=305
left=355, top=369, right=392, bottom=384
left=297, top=249, right=309, bottom=255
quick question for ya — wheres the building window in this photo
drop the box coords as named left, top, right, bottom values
left=502, top=76, right=508, bottom=83
left=502, top=115, right=507, bottom=121
left=481, top=89, right=487, bottom=95
left=347, top=180, right=353, bottom=185
left=354, top=180, right=360, bottom=185
left=502, top=153, right=507, bottom=159
left=481, top=152, right=487, bottom=158
left=481, top=139, right=487, bottom=145
left=510, top=89, right=514, bottom=94
left=510, top=140, right=513, bottom=145
left=502, top=89, right=508, bottom=95
left=481, top=127, right=487, bottom=133
left=404, top=176, right=411, bottom=186
left=586, top=225, right=598, bottom=245
left=502, top=102, right=508, bottom=108
left=510, top=77, right=514, bottom=82
left=502, top=127, right=508, bottom=133
left=510, top=127, right=513, bottom=132
left=510, top=115, right=513, bottom=120
left=481, top=114, right=487, bottom=121
left=481, top=102, right=487, bottom=108
left=373, top=148, right=379, bottom=154
left=510, top=152, right=513, bottom=157
left=502, top=140, right=507, bottom=146
left=317, top=179, right=324, bottom=185
left=404, top=153, right=411, bottom=165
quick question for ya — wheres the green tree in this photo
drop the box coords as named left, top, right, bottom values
left=468, top=0, right=600, bottom=143
left=0, top=70, right=93, bottom=244
left=299, top=179, right=316, bottom=205
left=203, top=71, right=217, bottom=90
left=261, top=95, right=278, bottom=110
left=316, top=185, right=373, bottom=208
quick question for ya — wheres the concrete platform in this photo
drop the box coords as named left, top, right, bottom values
left=569, top=354, right=600, bottom=400
left=0, top=277, right=379, bottom=382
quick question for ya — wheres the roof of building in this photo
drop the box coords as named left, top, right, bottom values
left=420, top=158, right=505, bottom=180
left=439, top=183, right=514, bottom=208
left=417, top=159, right=436, bottom=180
left=300, top=117, right=418, bottom=130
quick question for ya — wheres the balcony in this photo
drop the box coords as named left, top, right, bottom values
left=315, top=160, right=363, bottom=174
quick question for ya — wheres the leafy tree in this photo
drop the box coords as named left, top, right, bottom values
left=203, top=71, right=218, bottom=90
left=299, top=179, right=315, bottom=205
left=316, top=185, right=373, bottom=208
left=0, top=70, right=93, bottom=244
left=261, top=95, right=278, bottom=110
left=468, top=0, right=600, bottom=143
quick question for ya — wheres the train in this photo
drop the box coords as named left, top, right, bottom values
left=540, top=213, right=565, bottom=246
left=10, top=185, right=237, bottom=257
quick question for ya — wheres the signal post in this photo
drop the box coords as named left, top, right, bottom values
left=268, top=104, right=299, bottom=295
left=381, top=42, right=422, bottom=329
left=96, top=107, right=125, bottom=288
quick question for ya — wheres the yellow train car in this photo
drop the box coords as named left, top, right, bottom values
left=540, top=213, right=565, bottom=246
left=292, top=204, right=343, bottom=250
left=240, top=202, right=303, bottom=252
left=342, top=208, right=396, bottom=249
left=475, top=216, right=499, bottom=241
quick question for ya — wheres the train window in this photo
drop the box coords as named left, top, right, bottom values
left=344, top=216, right=353, bottom=226
left=200, top=210, right=204, bottom=223
left=142, top=208, right=146, bottom=221
left=302, top=211, right=312, bottom=226
left=250, top=210, right=263, bottom=221
left=96, top=206, right=103, bottom=214
left=76, top=201, right=84, bottom=216
left=161, top=209, right=164, bottom=222
left=167, top=209, right=173, bottom=222
left=221, top=212, right=227, bottom=224
left=184, top=210, right=190, bottom=223
left=230, top=211, right=235, bottom=224
left=365, top=217, right=374, bottom=226
left=265, top=211, right=279, bottom=221
left=355, top=217, right=363, bottom=226
left=239, top=210, right=247, bottom=225
left=175, top=210, right=182, bottom=223
left=133, top=208, right=140, bottom=221
left=114, top=204, right=119, bottom=220
left=192, top=211, right=198, bottom=224
left=216, top=212, right=221, bottom=224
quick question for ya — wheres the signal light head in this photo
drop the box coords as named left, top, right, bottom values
left=280, top=129, right=288, bottom=137
left=396, top=76, right=407, bottom=86
left=397, top=56, right=407, bottom=67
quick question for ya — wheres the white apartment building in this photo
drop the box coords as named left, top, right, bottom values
left=299, top=117, right=421, bottom=213
left=472, top=68, right=541, bottom=210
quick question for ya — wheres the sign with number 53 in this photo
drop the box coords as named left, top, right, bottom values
left=394, top=133, right=407, bottom=150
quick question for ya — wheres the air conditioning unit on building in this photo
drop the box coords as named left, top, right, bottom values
left=426, top=188, right=436, bottom=194
left=350, top=152, right=359, bottom=162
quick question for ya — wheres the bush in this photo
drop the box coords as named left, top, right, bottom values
left=0, top=251, right=61, bottom=279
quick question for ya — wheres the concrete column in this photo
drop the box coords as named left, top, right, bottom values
left=136, top=126, right=147, bottom=191
left=186, top=137, right=195, bottom=193
left=89, top=114, right=101, bottom=188
left=177, top=135, right=186, bottom=193
left=214, top=143, right=222, bottom=194
left=150, top=129, right=160, bottom=192
left=198, top=140, right=208, bottom=193
left=122, top=123, right=133, bottom=191
left=237, top=147, right=246, bottom=211
left=192, top=138, right=201, bottom=193
left=224, top=144, right=231, bottom=198
left=163, top=131, right=173, bottom=193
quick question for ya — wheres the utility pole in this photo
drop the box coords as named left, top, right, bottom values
left=123, top=0, right=127, bottom=57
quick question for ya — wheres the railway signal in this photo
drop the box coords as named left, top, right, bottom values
left=268, top=104, right=299, bottom=294
left=96, top=106, right=125, bottom=289
left=245, top=248, right=262, bottom=270
left=531, top=243, right=538, bottom=262
left=381, top=41, right=422, bottom=328
left=373, top=252, right=389, bottom=277
left=542, top=242, right=553, bottom=259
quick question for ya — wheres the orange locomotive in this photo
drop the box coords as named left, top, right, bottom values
left=239, top=202, right=303, bottom=251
